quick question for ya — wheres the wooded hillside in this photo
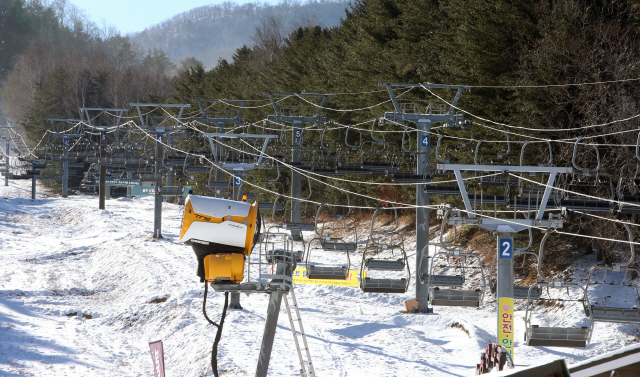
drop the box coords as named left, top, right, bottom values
left=129, top=0, right=350, bottom=68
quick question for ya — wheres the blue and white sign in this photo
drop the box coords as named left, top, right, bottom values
left=499, top=238, right=513, bottom=259
left=157, top=134, right=163, bottom=143
left=294, top=128, right=302, bottom=141
left=101, top=132, right=106, bottom=142
left=234, top=175, right=242, bottom=187
left=421, top=135, right=430, bottom=147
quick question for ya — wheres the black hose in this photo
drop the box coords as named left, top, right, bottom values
left=203, top=284, right=229, bottom=377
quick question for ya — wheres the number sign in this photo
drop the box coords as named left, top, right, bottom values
left=499, top=238, right=513, bottom=259
left=421, top=135, right=430, bottom=147
left=234, top=175, right=242, bottom=187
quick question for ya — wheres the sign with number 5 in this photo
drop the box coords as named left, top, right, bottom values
left=499, top=238, right=513, bottom=259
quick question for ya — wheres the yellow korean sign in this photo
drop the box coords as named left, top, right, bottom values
left=292, top=267, right=365, bottom=287
left=498, top=297, right=515, bottom=362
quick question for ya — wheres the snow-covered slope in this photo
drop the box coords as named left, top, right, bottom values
left=0, top=178, right=638, bottom=376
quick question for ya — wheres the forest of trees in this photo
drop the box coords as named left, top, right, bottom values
left=0, top=0, right=182, bottom=142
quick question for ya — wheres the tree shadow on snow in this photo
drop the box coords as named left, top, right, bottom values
left=0, top=297, right=99, bottom=375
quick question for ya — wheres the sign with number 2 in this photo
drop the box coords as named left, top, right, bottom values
left=499, top=238, right=513, bottom=259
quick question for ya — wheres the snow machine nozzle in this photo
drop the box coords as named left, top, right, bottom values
left=180, top=195, right=260, bottom=283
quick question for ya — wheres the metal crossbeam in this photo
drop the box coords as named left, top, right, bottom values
left=203, top=133, right=277, bottom=168
left=440, top=163, right=573, bottom=222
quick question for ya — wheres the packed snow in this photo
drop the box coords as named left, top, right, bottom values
left=1, top=177, right=639, bottom=376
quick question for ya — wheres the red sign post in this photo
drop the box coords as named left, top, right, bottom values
left=149, top=340, right=166, bottom=377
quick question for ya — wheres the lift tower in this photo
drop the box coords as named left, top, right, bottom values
left=131, top=103, right=190, bottom=238
left=381, top=82, right=470, bottom=313
left=266, top=92, right=332, bottom=240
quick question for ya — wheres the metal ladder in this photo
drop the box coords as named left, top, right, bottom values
left=283, top=286, right=315, bottom=377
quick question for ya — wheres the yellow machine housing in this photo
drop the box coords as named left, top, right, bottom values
left=203, top=253, right=246, bottom=283
left=180, top=195, right=259, bottom=283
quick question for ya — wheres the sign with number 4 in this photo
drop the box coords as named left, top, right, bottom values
left=421, top=135, right=430, bottom=147
left=500, top=238, right=513, bottom=259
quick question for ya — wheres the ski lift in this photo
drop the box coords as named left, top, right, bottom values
left=584, top=224, right=640, bottom=324
left=207, top=167, right=231, bottom=196
left=304, top=236, right=350, bottom=280
left=263, top=225, right=305, bottom=264
left=556, top=172, right=614, bottom=213
left=282, top=175, right=316, bottom=241
left=426, top=208, right=487, bottom=307
left=524, top=231, right=593, bottom=347
left=509, top=172, right=560, bottom=211
left=474, top=134, right=516, bottom=168
left=616, top=163, right=640, bottom=214
left=524, top=281, right=593, bottom=348
left=424, top=184, right=462, bottom=195
left=427, top=248, right=486, bottom=307
left=257, top=163, right=283, bottom=211
left=344, top=125, right=363, bottom=151
left=314, top=202, right=358, bottom=251
left=359, top=208, right=410, bottom=293
left=519, top=140, right=553, bottom=168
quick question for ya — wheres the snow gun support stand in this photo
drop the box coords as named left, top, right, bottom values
left=208, top=256, right=314, bottom=377
left=180, top=195, right=314, bottom=377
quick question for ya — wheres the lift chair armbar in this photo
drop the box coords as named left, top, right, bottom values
left=179, top=195, right=260, bottom=283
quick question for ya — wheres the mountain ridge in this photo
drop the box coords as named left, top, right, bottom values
left=130, top=0, right=351, bottom=68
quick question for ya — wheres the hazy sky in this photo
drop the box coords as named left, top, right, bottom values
left=67, top=0, right=268, bottom=35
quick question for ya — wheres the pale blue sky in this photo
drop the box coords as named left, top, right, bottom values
left=67, top=0, right=269, bottom=35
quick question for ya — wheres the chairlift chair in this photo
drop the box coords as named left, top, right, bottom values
left=359, top=243, right=410, bottom=294
left=264, top=225, right=305, bottom=263
left=207, top=179, right=231, bottom=196
left=585, top=265, right=640, bottom=324
left=359, top=208, right=410, bottom=293
left=304, top=236, right=350, bottom=280
left=584, top=224, right=640, bottom=324
left=556, top=138, right=614, bottom=212
left=511, top=178, right=561, bottom=211
left=315, top=203, right=358, bottom=251
left=247, top=231, right=297, bottom=285
left=474, top=135, right=518, bottom=170
left=524, top=282, right=593, bottom=348
left=556, top=172, right=614, bottom=213
left=424, top=184, right=463, bottom=196
left=426, top=209, right=487, bottom=307
left=427, top=248, right=487, bottom=307
left=524, top=230, right=593, bottom=347
left=282, top=175, right=316, bottom=241
left=389, top=165, right=430, bottom=183
left=258, top=178, right=286, bottom=214
left=616, top=164, right=640, bottom=214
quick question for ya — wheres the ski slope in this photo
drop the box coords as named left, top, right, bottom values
left=0, top=178, right=638, bottom=376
